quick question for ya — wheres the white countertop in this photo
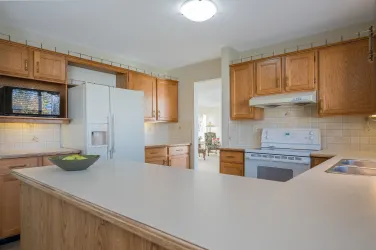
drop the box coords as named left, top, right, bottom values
left=0, top=148, right=80, bottom=159
left=13, top=152, right=376, bottom=250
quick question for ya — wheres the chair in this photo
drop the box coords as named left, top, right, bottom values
left=205, top=132, right=218, bottom=156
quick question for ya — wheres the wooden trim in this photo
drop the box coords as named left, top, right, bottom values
left=13, top=173, right=205, bottom=250
left=231, top=37, right=370, bottom=66
left=0, top=116, right=70, bottom=124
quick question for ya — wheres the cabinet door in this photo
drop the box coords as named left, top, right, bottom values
left=319, top=40, right=376, bottom=115
left=34, top=51, right=66, bottom=83
left=157, top=79, right=178, bottom=122
left=0, top=42, right=30, bottom=78
left=220, top=162, right=244, bottom=176
left=128, top=72, right=157, bottom=121
left=230, top=63, right=263, bottom=120
left=255, top=58, right=282, bottom=95
left=311, top=157, right=330, bottom=168
left=0, top=174, right=20, bottom=238
left=169, top=155, right=189, bottom=169
left=284, top=51, right=316, bottom=92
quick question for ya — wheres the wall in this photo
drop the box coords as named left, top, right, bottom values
left=229, top=106, right=376, bottom=151
left=222, top=21, right=376, bottom=150
left=168, top=58, right=221, bottom=167
left=0, top=123, right=61, bottom=151
left=0, top=24, right=165, bottom=74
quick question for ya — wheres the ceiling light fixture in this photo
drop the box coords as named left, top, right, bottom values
left=180, top=0, right=217, bottom=22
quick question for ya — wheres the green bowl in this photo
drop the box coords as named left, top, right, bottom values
left=48, top=155, right=100, bottom=171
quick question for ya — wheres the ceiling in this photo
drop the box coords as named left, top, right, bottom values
left=196, top=78, right=221, bottom=108
left=0, top=0, right=374, bottom=70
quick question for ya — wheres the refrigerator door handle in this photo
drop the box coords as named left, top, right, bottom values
left=107, top=115, right=113, bottom=159
left=111, top=114, right=115, bottom=154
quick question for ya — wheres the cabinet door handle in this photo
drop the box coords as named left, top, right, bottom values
left=285, top=76, right=290, bottom=87
left=25, top=60, right=28, bottom=71
left=36, top=61, right=40, bottom=73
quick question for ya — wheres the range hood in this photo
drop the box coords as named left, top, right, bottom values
left=249, top=91, right=317, bottom=108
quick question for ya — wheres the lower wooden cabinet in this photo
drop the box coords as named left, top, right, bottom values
left=0, top=153, right=79, bottom=239
left=145, top=145, right=190, bottom=169
left=311, top=156, right=331, bottom=168
left=219, top=150, right=244, bottom=176
left=220, top=162, right=244, bottom=176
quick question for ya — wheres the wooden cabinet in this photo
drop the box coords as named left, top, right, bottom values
left=0, top=157, right=39, bottom=238
left=128, top=72, right=157, bottom=121
left=255, top=58, right=282, bottom=96
left=126, top=73, right=178, bottom=123
left=220, top=162, right=244, bottom=176
left=34, top=51, right=66, bottom=83
left=145, top=145, right=190, bottom=169
left=318, top=40, right=376, bottom=116
left=230, top=62, right=263, bottom=120
left=169, top=155, right=190, bottom=169
left=168, top=145, right=190, bottom=169
left=0, top=42, right=30, bottom=78
left=284, top=51, right=316, bottom=92
left=311, top=156, right=331, bottom=168
left=157, top=79, right=178, bottom=122
left=219, top=150, right=244, bottom=176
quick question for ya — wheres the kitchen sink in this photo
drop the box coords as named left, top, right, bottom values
left=326, top=159, right=376, bottom=176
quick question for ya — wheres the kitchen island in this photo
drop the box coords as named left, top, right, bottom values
left=12, top=152, right=376, bottom=250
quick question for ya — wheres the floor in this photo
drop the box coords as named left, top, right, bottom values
left=0, top=241, right=19, bottom=250
left=197, top=153, right=220, bottom=173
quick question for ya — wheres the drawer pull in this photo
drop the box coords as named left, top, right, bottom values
left=8, top=164, right=29, bottom=170
left=176, top=149, right=183, bottom=152
left=149, top=152, right=158, bottom=155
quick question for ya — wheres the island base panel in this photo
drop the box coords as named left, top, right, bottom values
left=20, top=183, right=170, bottom=250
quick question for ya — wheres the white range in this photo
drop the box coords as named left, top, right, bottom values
left=245, top=128, right=321, bottom=182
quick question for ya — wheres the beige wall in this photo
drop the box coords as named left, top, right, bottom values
left=0, top=24, right=166, bottom=74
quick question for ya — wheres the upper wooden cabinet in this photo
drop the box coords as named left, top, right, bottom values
left=318, top=40, right=376, bottom=116
left=255, top=58, right=282, bottom=96
left=230, top=63, right=263, bottom=120
left=0, top=42, right=30, bottom=78
left=34, top=51, right=66, bottom=84
left=128, top=72, right=157, bottom=121
left=157, top=79, right=178, bottom=122
left=284, top=51, right=316, bottom=92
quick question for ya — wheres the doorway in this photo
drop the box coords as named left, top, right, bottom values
left=193, top=78, right=222, bottom=172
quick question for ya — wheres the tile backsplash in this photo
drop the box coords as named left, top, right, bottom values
left=0, top=123, right=61, bottom=151
left=229, top=105, right=376, bottom=151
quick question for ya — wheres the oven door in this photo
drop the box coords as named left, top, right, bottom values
left=245, top=153, right=311, bottom=182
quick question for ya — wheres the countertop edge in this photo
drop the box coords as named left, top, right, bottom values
left=219, top=147, right=245, bottom=152
left=0, top=149, right=81, bottom=159
left=11, top=170, right=205, bottom=250
left=145, top=143, right=191, bottom=149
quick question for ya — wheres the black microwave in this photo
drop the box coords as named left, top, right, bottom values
left=0, top=86, right=61, bottom=117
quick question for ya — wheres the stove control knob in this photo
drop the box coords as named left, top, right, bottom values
left=309, top=131, right=314, bottom=135
left=309, top=136, right=314, bottom=140
left=265, top=136, right=269, bottom=139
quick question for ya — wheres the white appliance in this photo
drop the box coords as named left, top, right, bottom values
left=62, top=83, right=145, bottom=162
left=245, top=128, right=321, bottom=182
left=249, top=91, right=317, bottom=108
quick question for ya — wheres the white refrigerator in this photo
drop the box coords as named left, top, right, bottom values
left=62, top=83, right=145, bottom=162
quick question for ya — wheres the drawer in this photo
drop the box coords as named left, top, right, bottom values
left=169, top=146, right=189, bottom=156
left=146, top=157, right=167, bottom=166
left=220, top=162, right=244, bottom=176
left=311, top=157, right=331, bottom=168
left=220, top=151, right=244, bottom=164
left=145, top=147, right=167, bottom=159
left=0, top=157, right=39, bottom=175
